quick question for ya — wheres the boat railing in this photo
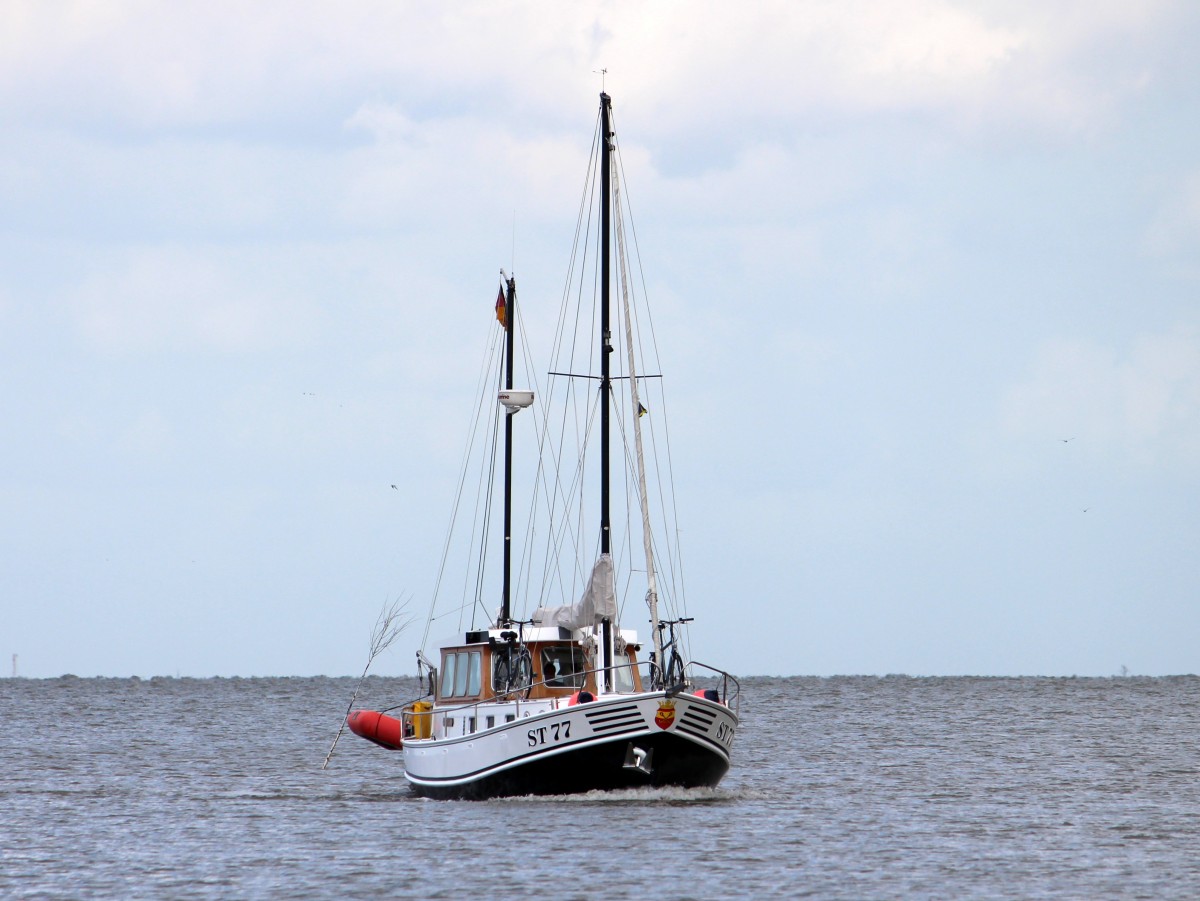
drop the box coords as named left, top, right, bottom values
left=391, top=657, right=740, bottom=738
left=685, top=661, right=742, bottom=718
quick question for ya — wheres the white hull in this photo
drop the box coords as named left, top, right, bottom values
left=401, top=690, right=737, bottom=799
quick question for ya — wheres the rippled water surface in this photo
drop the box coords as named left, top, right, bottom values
left=3, top=676, right=1199, bottom=899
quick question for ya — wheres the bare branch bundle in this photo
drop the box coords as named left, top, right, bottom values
left=366, top=596, right=414, bottom=668
left=322, top=595, right=415, bottom=770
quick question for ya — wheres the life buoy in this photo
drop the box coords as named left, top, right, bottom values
left=693, top=688, right=720, bottom=703
left=347, top=709, right=404, bottom=750
left=567, top=690, right=595, bottom=705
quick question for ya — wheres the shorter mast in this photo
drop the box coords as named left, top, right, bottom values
left=496, top=273, right=534, bottom=628
left=500, top=274, right=516, bottom=625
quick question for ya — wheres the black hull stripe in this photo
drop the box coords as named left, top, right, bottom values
left=589, top=719, right=644, bottom=733
left=676, top=724, right=716, bottom=743
left=584, top=711, right=642, bottom=726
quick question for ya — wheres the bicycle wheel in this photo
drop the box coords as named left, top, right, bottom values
left=665, top=651, right=686, bottom=688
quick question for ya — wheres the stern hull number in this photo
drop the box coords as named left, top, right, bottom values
left=528, top=719, right=572, bottom=747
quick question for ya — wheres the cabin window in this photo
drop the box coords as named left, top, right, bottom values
left=541, top=646, right=587, bottom=688
left=453, top=653, right=469, bottom=696
left=467, top=651, right=482, bottom=696
left=441, top=650, right=483, bottom=699
left=614, top=654, right=635, bottom=693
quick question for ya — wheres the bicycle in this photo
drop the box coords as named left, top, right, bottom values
left=491, top=621, right=533, bottom=698
left=648, top=617, right=693, bottom=690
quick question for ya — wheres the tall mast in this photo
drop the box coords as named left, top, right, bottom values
left=501, top=274, right=516, bottom=625
left=599, top=91, right=614, bottom=691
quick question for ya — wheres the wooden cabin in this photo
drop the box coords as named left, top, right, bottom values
left=435, top=626, right=642, bottom=706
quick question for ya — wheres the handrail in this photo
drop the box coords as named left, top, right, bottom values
left=688, top=660, right=742, bottom=718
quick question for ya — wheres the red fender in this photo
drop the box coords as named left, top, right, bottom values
left=347, top=709, right=403, bottom=750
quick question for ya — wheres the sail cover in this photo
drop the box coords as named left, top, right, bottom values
left=533, top=554, right=617, bottom=630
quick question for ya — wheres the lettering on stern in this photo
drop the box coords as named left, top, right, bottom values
left=527, top=719, right=573, bottom=747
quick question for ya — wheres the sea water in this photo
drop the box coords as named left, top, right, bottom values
left=2, top=675, right=1199, bottom=899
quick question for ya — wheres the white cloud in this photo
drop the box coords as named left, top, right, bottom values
left=338, top=102, right=587, bottom=229
left=603, top=1, right=1026, bottom=125
left=0, top=1, right=1181, bottom=142
left=998, top=324, right=1200, bottom=472
left=69, top=245, right=322, bottom=355
left=116, top=409, right=176, bottom=457
left=1144, top=169, right=1200, bottom=259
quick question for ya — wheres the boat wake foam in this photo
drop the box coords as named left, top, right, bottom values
left=484, top=785, right=737, bottom=805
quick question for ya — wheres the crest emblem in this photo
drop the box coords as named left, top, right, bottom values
left=654, top=699, right=676, bottom=730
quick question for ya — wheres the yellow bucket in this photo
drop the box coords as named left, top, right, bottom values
left=409, top=701, right=433, bottom=739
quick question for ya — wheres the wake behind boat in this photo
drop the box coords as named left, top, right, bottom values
left=347, top=92, right=739, bottom=799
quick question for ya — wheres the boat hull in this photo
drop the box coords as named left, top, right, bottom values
left=401, top=691, right=737, bottom=800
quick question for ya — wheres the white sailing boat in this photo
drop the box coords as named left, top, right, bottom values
left=347, top=92, right=739, bottom=799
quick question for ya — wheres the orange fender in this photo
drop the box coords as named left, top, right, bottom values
left=347, top=709, right=403, bottom=750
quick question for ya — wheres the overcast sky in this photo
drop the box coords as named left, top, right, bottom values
left=3, top=1, right=1198, bottom=678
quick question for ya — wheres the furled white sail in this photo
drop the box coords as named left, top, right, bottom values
left=532, top=554, right=616, bottom=631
